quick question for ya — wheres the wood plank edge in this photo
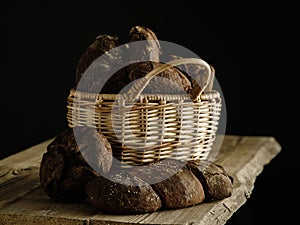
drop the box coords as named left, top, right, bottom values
left=0, top=214, right=90, bottom=225
left=236, top=136, right=281, bottom=196
left=199, top=137, right=281, bottom=225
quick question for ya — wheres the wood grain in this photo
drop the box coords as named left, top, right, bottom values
left=0, top=135, right=281, bottom=225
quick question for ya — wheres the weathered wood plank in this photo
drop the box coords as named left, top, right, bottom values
left=0, top=139, right=53, bottom=210
left=0, top=135, right=281, bottom=225
left=0, top=139, right=54, bottom=171
left=0, top=169, right=40, bottom=210
left=0, top=188, right=97, bottom=225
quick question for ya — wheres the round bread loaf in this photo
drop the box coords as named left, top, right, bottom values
left=75, top=34, right=120, bottom=86
left=126, top=26, right=192, bottom=95
left=189, top=160, right=233, bottom=201
left=128, top=25, right=161, bottom=62
left=129, top=159, right=205, bottom=209
left=127, top=61, right=192, bottom=94
left=75, top=34, right=129, bottom=94
left=153, top=166, right=205, bottom=209
left=39, top=127, right=112, bottom=202
left=85, top=170, right=162, bottom=214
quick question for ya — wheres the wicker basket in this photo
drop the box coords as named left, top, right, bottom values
left=66, top=58, right=221, bottom=166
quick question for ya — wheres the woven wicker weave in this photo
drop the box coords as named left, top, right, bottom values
left=67, top=58, right=221, bottom=166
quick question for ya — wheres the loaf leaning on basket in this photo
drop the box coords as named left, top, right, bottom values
left=39, top=25, right=233, bottom=213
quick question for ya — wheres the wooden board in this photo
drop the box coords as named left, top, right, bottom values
left=0, top=135, right=281, bottom=225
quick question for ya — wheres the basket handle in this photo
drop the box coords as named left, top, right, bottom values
left=125, top=58, right=212, bottom=101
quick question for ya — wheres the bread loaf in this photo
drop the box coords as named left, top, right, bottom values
left=75, top=34, right=119, bottom=86
left=167, top=54, right=215, bottom=98
left=85, top=170, right=162, bottom=214
left=129, top=160, right=205, bottom=209
left=127, top=61, right=192, bottom=94
left=189, top=160, right=233, bottom=201
left=128, top=25, right=161, bottom=62
left=75, top=34, right=129, bottom=94
left=39, top=127, right=112, bottom=202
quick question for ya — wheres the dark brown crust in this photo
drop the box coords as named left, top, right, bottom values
left=167, top=54, right=215, bottom=96
left=85, top=171, right=162, bottom=214
left=39, top=127, right=112, bottom=202
left=98, top=67, right=130, bottom=94
left=127, top=61, right=192, bottom=94
left=75, top=34, right=120, bottom=86
left=151, top=166, right=205, bottom=209
left=128, top=160, right=205, bottom=209
left=75, top=34, right=130, bottom=94
left=128, top=25, right=161, bottom=62
left=188, top=160, right=233, bottom=201
left=74, top=127, right=113, bottom=174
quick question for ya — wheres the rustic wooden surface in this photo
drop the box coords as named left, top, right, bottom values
left=0, top=135, right=281, bottom=225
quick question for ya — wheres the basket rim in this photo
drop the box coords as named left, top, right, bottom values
left=68, top=87, right=220, bottom=102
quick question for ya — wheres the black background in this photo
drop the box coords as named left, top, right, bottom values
left=1, top=1, right=299, bottom=224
